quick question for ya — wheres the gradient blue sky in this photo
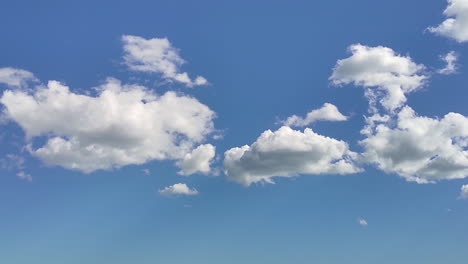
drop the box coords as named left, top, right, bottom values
left=1, top=0, right=468, bottom=263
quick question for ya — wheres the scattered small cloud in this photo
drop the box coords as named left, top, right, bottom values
left=159, top=183, right=199, bottom=196
left=122, top=35, right=208, bottom=87
left=459, top=184, right=468, bottom=199
left=16, top=171, right=32, bottom=182
left=142, top=169, right=151, bottom=175
left=438, top=51, right=458, bottom=75
left=358, top=218, right=368, bottom=226
left=281, top=103, right=347, bottom=127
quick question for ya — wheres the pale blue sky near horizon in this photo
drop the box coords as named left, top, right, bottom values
left=1, top=0, right=468, bottom=263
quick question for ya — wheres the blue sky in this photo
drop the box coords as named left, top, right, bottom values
left=1, top=0, right=468, bottom=263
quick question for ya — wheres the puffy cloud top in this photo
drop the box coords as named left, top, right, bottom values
left=361, top=106, right=468, bottom=183
left=330, top=44, right=426, bottom=112
left=0, top=67, right=37, bottom=88
left=428, top=0, right=468, bottom=42
left=224, top=126, right=361, bottom=186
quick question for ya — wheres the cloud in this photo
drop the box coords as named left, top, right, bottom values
left=177, top=144, right=216, bottom=175
left=142, top=169, right=151, bottom=175
left=16, top=171, right=32, bottom=182
left=438, top=51, right=458, bottom=75
left=460, top=184, right=468, bottom=199
left=0, top=154, right=25, bottom=171
left=281, top=103, right=347, bottom=127
left=159, top=183, right=199, bottom=196
left=0, top=76, right=216, bottom=173
left=358, top=218, right=368, bottom=226
left=224, top=126, right=361, bottom=186
left=428, top=0, right=468, bottom=42
left=122, top=35, right=208, bottom=87
left=361, top=106, right=468, bottom=183
left=0, top=67, right=37, bottom=88
left=330, top=44, right=427, bottom=112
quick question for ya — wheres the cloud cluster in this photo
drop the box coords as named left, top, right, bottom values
left=361, top=106, right=468, bottom=183
left=429, top=0, right=468, bottom=42
left=122, top=35, right=208, bottom=87
left=282, top=103, right=347, bottom=127
left=224, top=126, right=361, bottom=186
left=159, top=183, right=199, bottom=196
left=330, top=44, right=427, bottom=112
left=1, top=75, right=216, bottom=174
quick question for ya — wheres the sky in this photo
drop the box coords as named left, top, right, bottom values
left=1, top=0, right=468, bottom=263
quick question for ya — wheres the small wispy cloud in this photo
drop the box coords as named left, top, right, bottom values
left=438, top=51, right=458, bottom=75
left=358, top=218, right=368, bottom=226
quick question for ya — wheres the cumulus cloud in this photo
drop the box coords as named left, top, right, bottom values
left=361, top=106, right=468, bottom=183
left=0, top=76, right=216, bottom=173
left=358, top=218, right=368, bottom=226
left=428, top=0, right=468, bottom=42
left=282, top=103, right=347, bottom=127
left=16, top=171, right=32, bottom=182
left=177, top=144, right=216, bottom=175
left=438, top=51, right=458, bottom=74
left=224, top=126, right=361, bottom=186
left=159, top=183, right=199, bottom=196
left=0, top=67, right=37, bottom=88
left=330, top=44, right=427, bottom=112
left=460, top=184, right=468, bottom=199
left=122, top=35, right=208, bottom=87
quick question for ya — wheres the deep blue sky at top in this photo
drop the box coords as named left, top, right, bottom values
left=0, top=0, right=467, bottom=263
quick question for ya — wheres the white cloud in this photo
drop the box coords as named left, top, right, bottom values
left=122, top=35, right=208, bottom=87
left=224, top=126, right=361, bottom=186
left=358, top=218, right=368, bottom=226
left=177, top=144, right=216, bottom=176
left=438, top=51, right=458, bottom=74
left=159, top=183, right=199, bottom=196
left=460, top=184, right=468, bottom=199
left=142, top=169, right=151, bottom=175
left=361, top=106, right=468, bottom=183
left=0, top=67, right=37, bottom=88
left=282, top=103, right=347, bottom=127
left=330, top=44, right=427, bottom=112
left=0, top=76, right=216, bottom=173
left=0, top=154, right=25, bottom=170
left=16, top=171, right=32, bottom=182
left=428, top=0, right=468, bottom=42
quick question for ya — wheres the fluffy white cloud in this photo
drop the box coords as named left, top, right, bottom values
left=361, top=106, right=468, bottom=183
left=282, top=103, right=347, bottom=127
left=122, top=35, right=208, bottom=87
left=330, top=44, right=427, bottom=112
left=428, top=0, right=468, bottom=42
left=358, top=218, right=368, bottom=226
left=177, top=144, right=216, bottom=175
left=159, top=183, right=199, bottom=196
left=0, top=67, right=37, bottom=88
left=460, top=184, right=468, bottom=199
left=224, top=126, right=361, bottom=186
left=438, top=51, right=458, bottom=74
left=0, top=77, right=216, bottom=173
left=16, top=171, right=32, bottom=182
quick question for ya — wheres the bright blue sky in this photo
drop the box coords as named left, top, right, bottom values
left=1, top=0, right=468, bottom=263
